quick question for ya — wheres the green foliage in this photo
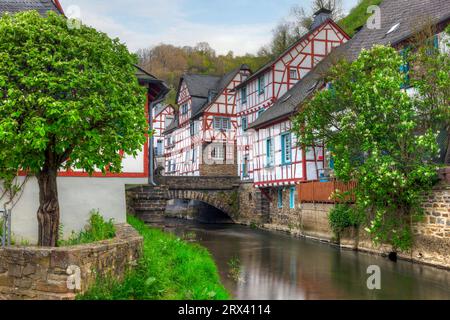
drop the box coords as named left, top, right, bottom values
left=293, top=45, right=442, bottom=251
left=0, top=11, right=147, bottom=176
left=78, top=215, right=229, bottom=300
left=58, top=211, right=116, bottom=246
left=338, top=0, right=383, bottom=37
left=409, top=27, right=450, bottom=164
left=329, top=204, right=364, bottom=235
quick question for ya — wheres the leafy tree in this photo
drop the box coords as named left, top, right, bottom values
left=0, top=11, right=147, bottom=246
left=293, top=46, right=442, bottom=251
left=409, top=25, right=450, bottom=164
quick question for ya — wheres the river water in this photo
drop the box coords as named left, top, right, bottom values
left=157, top=218, right=450, bottom=300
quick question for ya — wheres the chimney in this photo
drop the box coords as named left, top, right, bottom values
left=310, top=7, right=333, bottom=30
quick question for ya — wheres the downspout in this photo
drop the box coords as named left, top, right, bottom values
left=148, top=88, right=169, bottom=186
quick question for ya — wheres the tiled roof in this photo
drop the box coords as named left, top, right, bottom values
left=250, top=0, right=450, bottom=129
left=0, top=0, right=62, bottom=15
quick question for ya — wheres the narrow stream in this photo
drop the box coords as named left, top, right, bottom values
left=155, top=218, right=450, bottom=300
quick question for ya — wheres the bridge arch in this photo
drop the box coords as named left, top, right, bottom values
left=167, top=189, right=236, bottom=221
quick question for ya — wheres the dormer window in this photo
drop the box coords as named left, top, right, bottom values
left=208, top=90, right=217, bottom=103
left=290, top=68, right=298, bottom=80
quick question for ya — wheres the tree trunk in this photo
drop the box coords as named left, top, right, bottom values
left=36, top=167, right=60, bottom=247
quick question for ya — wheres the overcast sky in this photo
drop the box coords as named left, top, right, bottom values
left=59, top=0, right=359, bottom=55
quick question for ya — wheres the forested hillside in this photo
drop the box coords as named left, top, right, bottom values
left=138, top=0, right=384, bottom=104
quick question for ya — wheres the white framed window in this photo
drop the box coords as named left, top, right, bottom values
left=213, top=117, right=231, bottom=131
left=241, top=87, right=247, bottom=104
left=164, top=115, right=174, bottom=129
left=181, top=103, right=189, bottom=115
left=266, top=138, right=274, bottom=167
left=290, top=68, right=298, bottom=80
left=211, top=145, right=225, bottom=160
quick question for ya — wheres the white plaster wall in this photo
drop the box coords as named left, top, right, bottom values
left=1, top=176, right=147, bottom=244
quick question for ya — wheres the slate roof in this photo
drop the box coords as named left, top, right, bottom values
left=170, top=64, right=250, bottom=130
left=250, top=0, right=450, bottom=129
left=0, top=0, right=63, bottom=15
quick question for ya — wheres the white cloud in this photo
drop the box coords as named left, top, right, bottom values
left=59, top=0, right=275, bottom=55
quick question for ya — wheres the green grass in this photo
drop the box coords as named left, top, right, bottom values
left=338, top=0, right=384, bottom=37
left=77, top=215, right=230, bottom=300
left=58, top=210, right=116, bottom=246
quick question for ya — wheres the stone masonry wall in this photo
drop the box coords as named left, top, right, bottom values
left=199, top=164, right=238, bottom=177
left=0, top=224, right=143, bottom=300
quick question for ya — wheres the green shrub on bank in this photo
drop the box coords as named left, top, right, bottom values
left=58, top=210, right=116, bottom=246
left=329, top=204, right=364, bottom=236
left=78, top=215, right=229, bottom=300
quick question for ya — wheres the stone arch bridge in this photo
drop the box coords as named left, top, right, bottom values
left=126, top=176, right=243, bottom=223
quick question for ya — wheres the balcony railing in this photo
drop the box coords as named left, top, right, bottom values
left=297, top=179, right=357, bottom=204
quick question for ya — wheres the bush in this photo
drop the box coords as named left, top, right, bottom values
left=58, top=210, right=116, bottom=246
left=329, top=204, right=363, bottom=236
left=78, top=215, right=229, bottom=300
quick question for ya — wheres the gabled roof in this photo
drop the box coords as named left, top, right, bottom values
left=236, top=18, right=349, bottom=90
left=250, top=0, right=450, bottom=129
left=0, top=0, right=64, bottom=16
left=176, top=64, right=250, bottom=120
left=154, top=104, right=174, bottom=118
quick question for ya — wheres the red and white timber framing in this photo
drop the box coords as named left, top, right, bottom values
left=165, top=67, right=251, bottom=176
left=153, top=104, right=175, bottom=154
left=252, top=120, right=324, bottom=188
left=236, top=19, right=349, bottom=186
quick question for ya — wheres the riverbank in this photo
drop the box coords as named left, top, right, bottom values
left=78, top=215, right=229, bottom=300
left=161, top=218, right=450, bottom=300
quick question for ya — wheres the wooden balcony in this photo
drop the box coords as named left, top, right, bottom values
left=297, top=180, right=357, bottom=204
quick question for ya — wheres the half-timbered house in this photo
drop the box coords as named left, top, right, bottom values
left=235, top=9, right=349, bottom=184
left=250, top=0, right=450, bottom=214
left=164, top=64, right=251, bottom=176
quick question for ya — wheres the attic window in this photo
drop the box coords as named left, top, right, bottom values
left=386, top=23, right=400, bottom=35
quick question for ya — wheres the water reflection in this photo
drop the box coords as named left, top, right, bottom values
left=160, top=218, right=450, bottom=300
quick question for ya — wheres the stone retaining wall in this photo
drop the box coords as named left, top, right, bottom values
left=240, top=183, right=450, bottom=270
left=0, top=224, right=143, bottom=300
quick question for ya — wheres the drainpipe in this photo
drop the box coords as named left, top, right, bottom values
left=148, top=89, right=169, bottom=186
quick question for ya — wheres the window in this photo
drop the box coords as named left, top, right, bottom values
left=266, top=138, right=274, bottom=167
left=181, top=103, right=189, bottom=115
left=190, top=121, right=199, bottom=136
left=289, top=187, right=296, bottom=209
left=241, top=87, right=247, bottom=104
left=257, top=108, right=265, bottom=118
left=290, top=68, right=298, bottom=80
left=241, top=117, right=248, bottom=132
left=192, top=147, right=197, bottom=163
left=242, top=156, right=249, bottom=178
left=278, top=189, right=283, bottom=208
left=185, top=149, right=191, bottom=163
left=281, top=133, right=292, bottom=164
left=166, top=135, right=174, bottom=147
left=164, top=115, right=174, bottom=129
left=258, top=75, right=265, bottom=95
left=211, top=145, right=225, bottom=160
left=213, top=117, right=231, bottom=131
left=208, top=90, right=217, bottom=103
left=156, top=140, right=163, bottom=156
